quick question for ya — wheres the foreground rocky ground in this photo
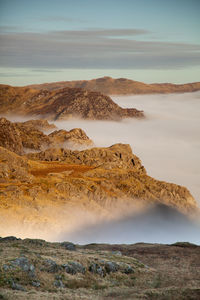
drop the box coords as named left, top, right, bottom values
left=0, top=237, right=199, bottom=299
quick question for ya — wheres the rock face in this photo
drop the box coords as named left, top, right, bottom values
left=49, top=128, right=93, bottom=149
left=0, top=118, right=93, bottom=154
left=0, top=117, right=51, bottom=154
left=0, top=85, right=144, bottom=120
left=0, top=117, right=24, bottom=155
left=0, top=140, right=198, bottom=240
left=27, top=76, right=200, bottom=95
left=18, top=119, right=56, bottom=132
left=27, top=143, right=145, bottom=173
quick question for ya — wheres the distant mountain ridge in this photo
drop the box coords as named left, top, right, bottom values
left=0, top=84, right=144, bottom=120
left=27, top=76, right=200, bottom=95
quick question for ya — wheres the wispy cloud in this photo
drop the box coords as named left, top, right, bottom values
left=0, top=29, right=200, bottom=69
left=40, top=16, right=88, bottom=24
left=0, top=25, right=19, bottom=32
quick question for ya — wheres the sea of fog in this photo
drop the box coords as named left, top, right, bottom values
left=54, top=92, right=200, bottom=244
left=55, top=91, right=200, bottom=206
left=3, top=92, right=200, bottom=244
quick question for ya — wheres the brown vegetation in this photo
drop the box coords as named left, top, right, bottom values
left=27, top=76, right=200, bottom=95
left=0, top=238, right=199, bottom=299
left=0, top=84, right=144, bottom=120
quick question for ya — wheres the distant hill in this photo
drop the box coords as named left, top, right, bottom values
left=27, top=76, right=200, bottom=95
left=0, top=84, right=144, bottom=120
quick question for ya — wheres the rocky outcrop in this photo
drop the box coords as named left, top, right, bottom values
left=0, top=85, right=144, bottom=120
left=27, top=143, right=145, bottom=173
left=18, top=119, right=56, bottom=132
left=48, top=128, right=93, bottom=149
left=0, top=118, right=93, bottom=154
left=27, top=76, right=200, bottom=95
left=0, top=117, right=24, bottom=155
left=0, top=142, right=198, bottom=231
left=0, top=117, right=51, bottom=154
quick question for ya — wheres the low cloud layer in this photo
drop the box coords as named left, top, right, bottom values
left=61, top=204, right=200, bottom=245
left=0, top=28, right=200, bottom=69
left=2, top=92, right=200, bottom=244
left=55, top=92, right=200, bottom=206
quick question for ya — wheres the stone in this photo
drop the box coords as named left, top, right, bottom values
left=61, top=242, right=76, bottom=251
left=44, top=259, right=61, bottom=273
left=111, top=250, right=122, bottom=256
left=11, top=257, right=34, bottom=272
left=120, top=263, right=134, bottom=274
left=0, top=236, right=21, bottom=242
left=89, top=263, right=104, bottom=277
left=11, top=280, right=26, bottom=291
left=105, top=261, right=119, bottom=273
left=54, top=280, right=65, bottom=288
left=63, top=261, right=85, bottom=275
left=32, top=280, right=40, bottom=287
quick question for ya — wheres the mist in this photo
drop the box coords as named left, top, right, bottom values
left=59, top=204, right=200, bottom=245
left=2, top=92, right=200, bottom=244
left=54, top=91, right=200, bottom=245
left=55, top=91, right=200, bottom=205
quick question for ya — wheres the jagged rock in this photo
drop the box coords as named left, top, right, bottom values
left=0, top=146, right=33, bottom=182
left=0, top=85, right=144, bottom=120
left=0, top=117, right=24, bottom=155
left=0, top=117, right=50, bottom=154
left=27, top=143, right=146, bottom=173
left=49, top=128, right=93, bottom=149
left=0, top=118, right=94, bottom=154
left=20, top=119, right=56, bottom=132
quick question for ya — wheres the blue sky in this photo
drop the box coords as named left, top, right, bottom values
left=0, top=0, right=200, bottom=85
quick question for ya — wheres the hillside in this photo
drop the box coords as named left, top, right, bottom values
left=0, top=140, right=198, bottom=240
left=0, top=238, right=199, bottom=299
left=27, top=76, right=200, bottom=95
left=0, top=85, right=144, bottom=120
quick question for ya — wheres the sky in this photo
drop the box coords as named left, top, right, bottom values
left=0, top=0, right=200, bottom=85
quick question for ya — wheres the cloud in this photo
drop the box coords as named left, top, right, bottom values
left=0, top=25, right=19, bottom=32
left=40, top=16, right=89, bottom=24
left=0, top=29, right=200, bottom=69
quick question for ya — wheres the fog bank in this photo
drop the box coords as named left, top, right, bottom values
left=55, top=91, right=200, bottom=205
left=60, top=204, right=200, bottom=245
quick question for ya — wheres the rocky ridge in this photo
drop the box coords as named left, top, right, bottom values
left=0, top=137, right=198, bottom=240
left=27, top=76, right=200, bottom=95
left=0, top=118, right=93, bottom=155
left=0, top=84, right=144, bottom=120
